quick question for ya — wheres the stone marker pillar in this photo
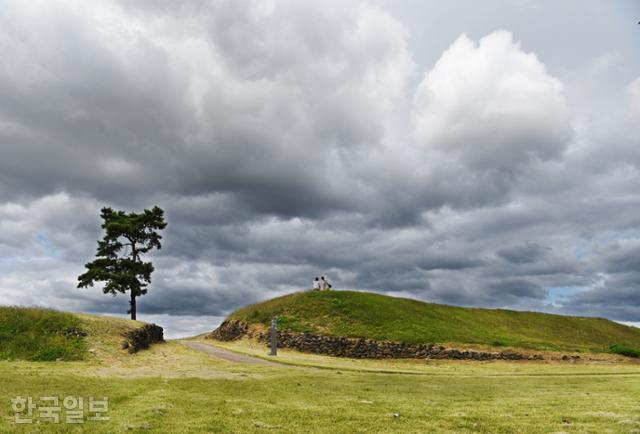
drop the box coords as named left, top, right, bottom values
left=269, top=316, right=277, bottom=356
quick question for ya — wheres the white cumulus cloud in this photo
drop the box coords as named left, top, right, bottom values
left=412, top=31, right=572, bottom=173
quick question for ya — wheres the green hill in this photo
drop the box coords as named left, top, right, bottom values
left=0, top=306, right=150, bottom=361
left=228, top=290, right=640, bottom=353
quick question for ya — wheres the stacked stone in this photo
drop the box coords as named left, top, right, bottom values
left=207, top=319, right=545, bottom=361
left=258, top=331, right=544, bottom=360
left=205, top=320, right=249, bottom=341
left=122, top=323, right=164, bottom=353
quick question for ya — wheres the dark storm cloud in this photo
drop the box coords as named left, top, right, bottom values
left=1, top=0, right=640, bottom=336
left=497, top=243, right=550, bottom=264
left=416, top=256, right=484, bottom=271
left=559, top=240, right=640, bottom=321
left=598, top=241, right=640, bottom=274
left=77, top=287, right=225, bottom=317
left=487, top=279, right=547, bottom=300
left=0, top=0, right=411, bottom=219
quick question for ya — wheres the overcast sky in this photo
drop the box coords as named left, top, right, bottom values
left=1, top=0, right=640, bottom=338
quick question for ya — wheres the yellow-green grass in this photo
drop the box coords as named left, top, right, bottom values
left=1, top=340, right=640, bottom=433
left=229, top=290, right=640, bottom=353
left=3, top=304, right=640, bottom=432
left=0, top=307, right=148, bottom=362
left=0, top=307, right=88, bottom=361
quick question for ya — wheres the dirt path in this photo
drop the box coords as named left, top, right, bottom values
left=182, top=341, right=285, bottom=367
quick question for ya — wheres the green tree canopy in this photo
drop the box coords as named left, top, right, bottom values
left=78, top=206, right=167, bottom=320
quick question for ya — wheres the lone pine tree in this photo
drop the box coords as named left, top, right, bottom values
left=78, top=206, right=167, bottom=320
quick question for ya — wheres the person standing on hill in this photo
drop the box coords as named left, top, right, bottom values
left=321, top=276, right=332, bottom=290
left=312, top=277, right=320, bottom=291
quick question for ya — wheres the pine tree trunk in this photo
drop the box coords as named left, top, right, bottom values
left=130, top=292, right=137, bottom=320
left=130, top=244, right=138, bottom=320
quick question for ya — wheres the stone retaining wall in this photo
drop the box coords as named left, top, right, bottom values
left=208, top=320, right=544, bottom=361
left=256, top=331, right=543, bottom=361
left=122, top=323, right=164, bottom=354
left=206, top=320, right=249, bottom=341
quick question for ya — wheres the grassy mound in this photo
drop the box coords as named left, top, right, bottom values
left=0, top=307, right=87, bottom=361
left=229, top=290, right=640, bottom=353
left=0, top=306, right=149, bottom=361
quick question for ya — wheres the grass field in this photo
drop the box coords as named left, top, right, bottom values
left=1, top=339, right=640, bottom=433
left=229, top=291, right=640, bottom=353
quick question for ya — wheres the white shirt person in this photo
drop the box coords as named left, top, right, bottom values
left=321, top=276, right=331, bottom=290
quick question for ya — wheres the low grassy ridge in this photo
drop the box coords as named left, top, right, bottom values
left=0, top=307, right=87, bottom=361
left=0, top=307, right=147, bottom=362
left=228, top=290, right=640, bottom=353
